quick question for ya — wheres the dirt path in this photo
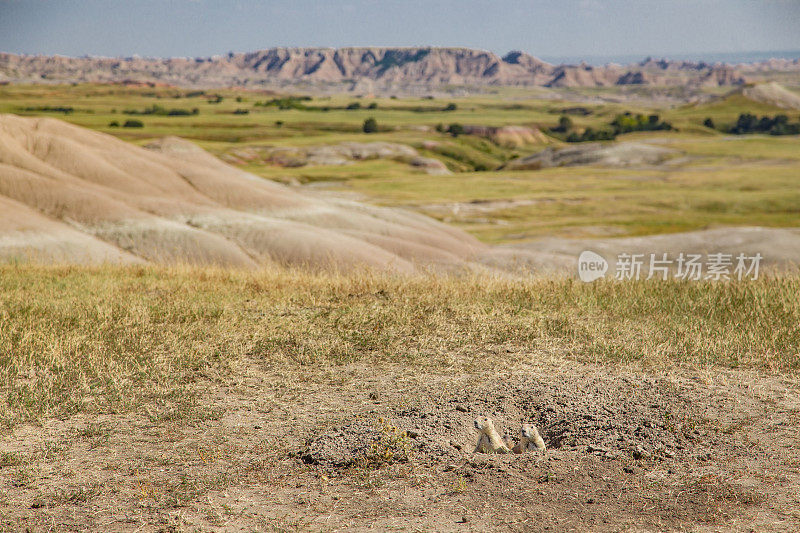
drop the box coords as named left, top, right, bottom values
left=1, top=360, right=799, bottom=532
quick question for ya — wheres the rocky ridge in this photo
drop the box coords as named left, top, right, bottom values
left=0, top=47, right=773, bottom=89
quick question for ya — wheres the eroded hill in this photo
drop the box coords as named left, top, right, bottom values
left=0, top=114, right=486, bottom=269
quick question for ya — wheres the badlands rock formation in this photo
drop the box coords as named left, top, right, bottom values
left=221, top=141, right=450, bottom=174
left=461, top=125, right=549, bottom=148
left=0, top=47, right=759, bottom=89
left=503, top=142, right=677, bottom=170
left=739, top=82, right=800, bottom=110
left=0, top=114, right=484, bottom=269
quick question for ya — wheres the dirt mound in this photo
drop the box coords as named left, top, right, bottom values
left=302, top=373, right=721, bottom=468
left=409, top=156, right=451, bottom=175
left=504, top=142, right=676, bottom=170
left=740, top=82, right=800, bottom=110
left=0, top=115, right=485, bottom=269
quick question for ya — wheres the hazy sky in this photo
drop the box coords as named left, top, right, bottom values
left=1, top=0, right=799, bottom=60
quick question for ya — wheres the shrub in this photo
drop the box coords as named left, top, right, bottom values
left=703, top=117, right=715, bottom=129
left=255, top=96, right=311, bottom=110
left=551, top=115, right=573, bottom=133
left=122, top=119, right=143, bottom=128
left=346, top=102, right=362, bottom=110
left=367, top=102, right=378, bottom=109
left=22, top=106, right=73, bottom=114
left=233, top=108, right=249, bottom=115
left=358, top=419, right=412, bottom=468
left=564, top=112, right=673, bottom=141
left=566, top=127, right=616, bottom=143
left=447, top=123, right=465, bottom=137
left=729, top=113, right=800, bottom=135
left=122, top=104, right=196, bottom=116
left=363, top=117, right=378, bottom=133
left=444, top=103, right=457, bottom=111
left=108, top=121, right=119, bottom=127
left=611, top=112, right=672, bottom=134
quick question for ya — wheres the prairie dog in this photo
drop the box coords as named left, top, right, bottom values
left=513, top=423, right=546, bottom=453
left=473, top=416, right=511, bottom=454
left=502, top=431, right=515, bottom=451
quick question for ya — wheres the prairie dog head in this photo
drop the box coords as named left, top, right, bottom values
left=521, top=423, right=546, bottom=451
left=520, top=423, right=538, bottom=439
left=473, top=416, right=495, bottom=433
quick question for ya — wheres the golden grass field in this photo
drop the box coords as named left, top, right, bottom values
left=2, top=265, right=799, bottom=427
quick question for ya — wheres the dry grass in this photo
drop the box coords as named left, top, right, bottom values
left=1, top=264, right=799, bottom=427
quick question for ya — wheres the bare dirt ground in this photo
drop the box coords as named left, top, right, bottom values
left=2, top=358, right=799, bottom=532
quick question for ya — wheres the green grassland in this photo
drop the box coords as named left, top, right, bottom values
left=0, top=83, right=659, bottom=144
left=339, top=160, right=800, bottom=241
left=2, top=83, right=799, bottom=242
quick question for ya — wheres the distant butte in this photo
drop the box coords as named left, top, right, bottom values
left=1, top=46, right=793, bottom=89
